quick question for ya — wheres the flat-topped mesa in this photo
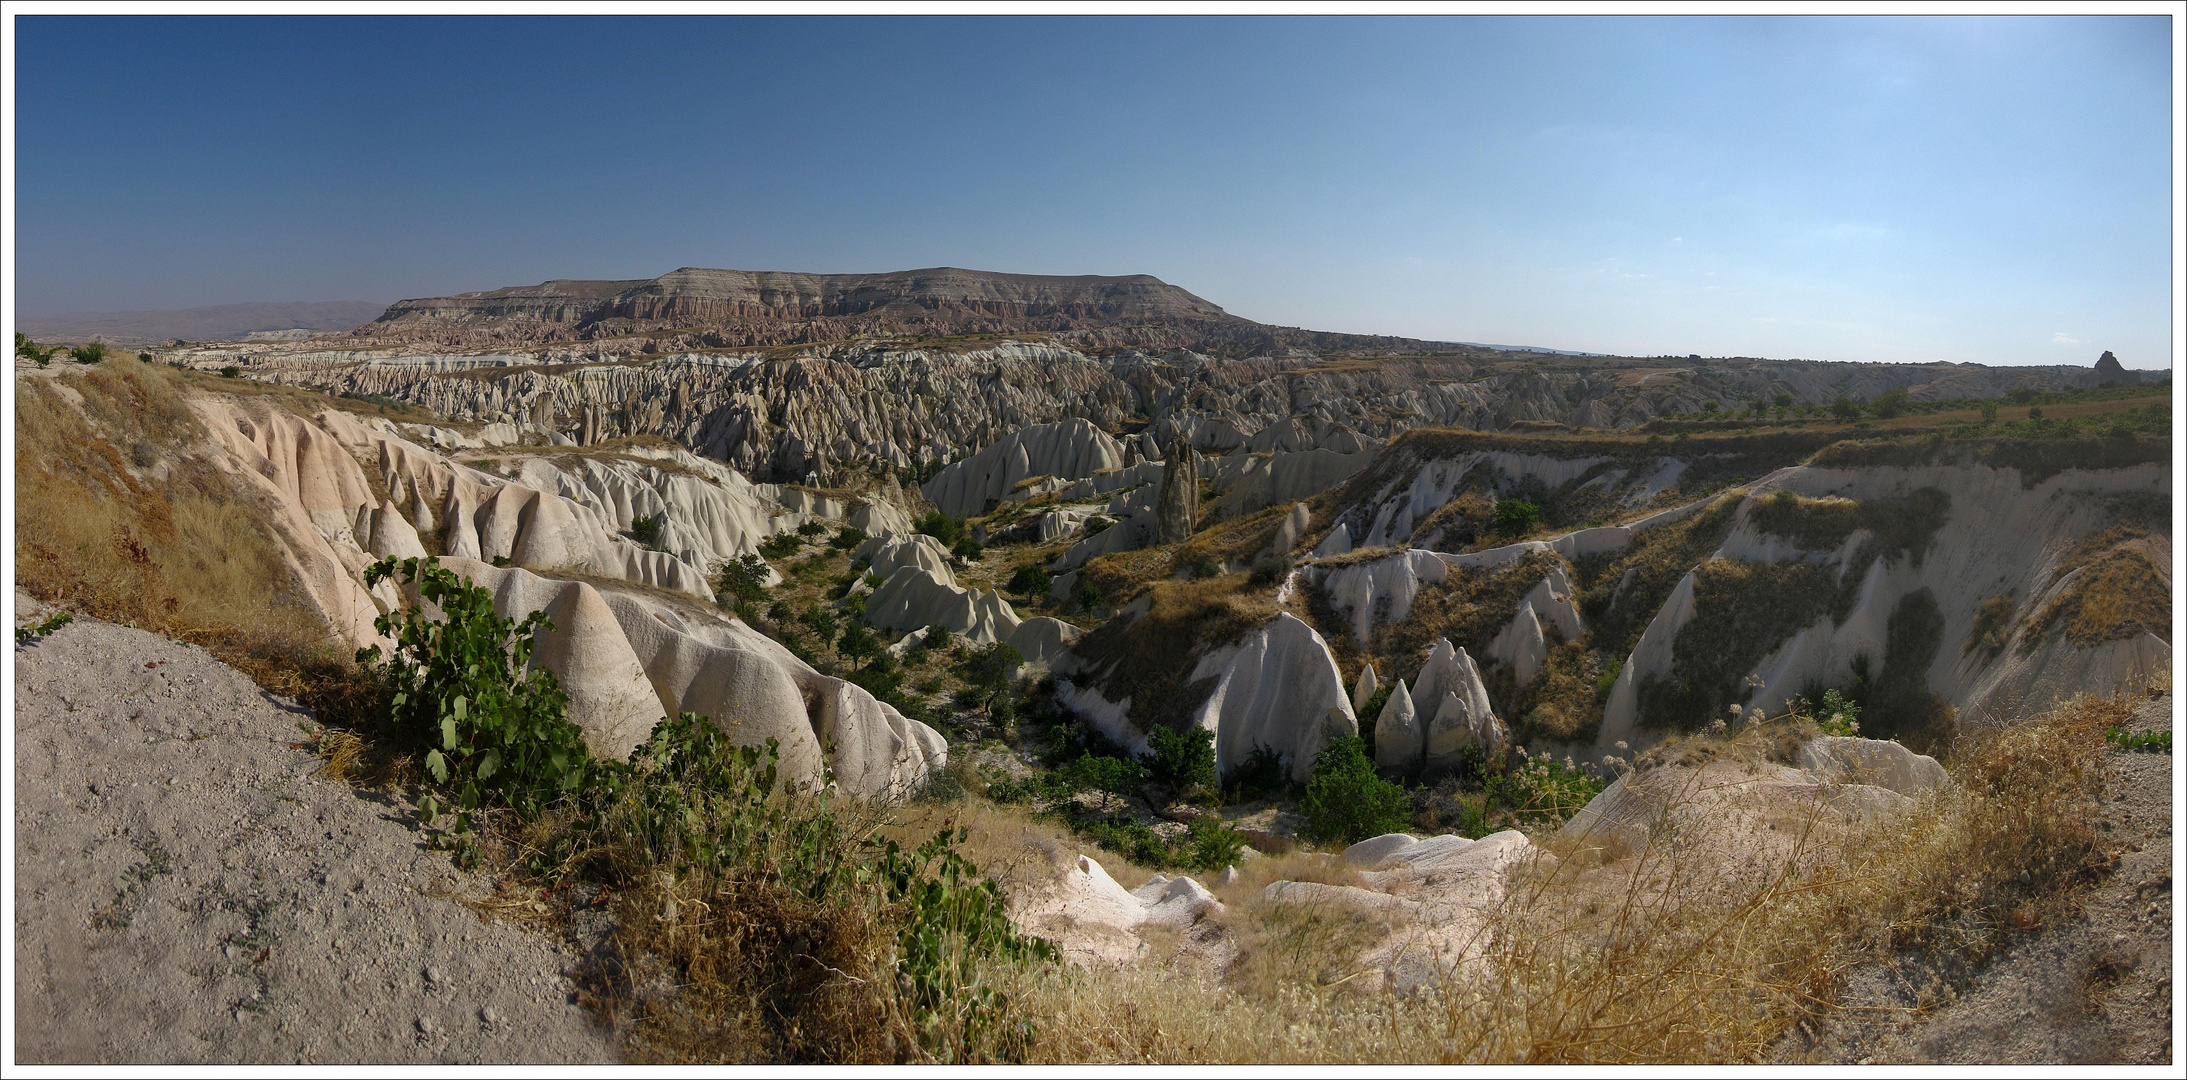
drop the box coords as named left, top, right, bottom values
left=359, top=267, right=1248, bottom=347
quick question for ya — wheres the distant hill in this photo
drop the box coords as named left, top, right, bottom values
left=15, top=301, right=389, bottom=345
left=354, top=266, right=1455, bottom=354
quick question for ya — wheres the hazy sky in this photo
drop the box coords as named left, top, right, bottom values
left=12, top=15, right=2175, bottom=366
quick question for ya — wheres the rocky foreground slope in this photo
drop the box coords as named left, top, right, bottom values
left=12, top=600, right=615, bottom=1064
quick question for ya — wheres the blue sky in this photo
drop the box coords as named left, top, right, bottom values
left=11, top=15, right=2175, bottom=367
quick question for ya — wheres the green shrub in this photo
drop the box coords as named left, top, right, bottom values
left=1140, top=724, right=1217, bottom=797
left=625, top=512, right=666, bottom=549
left=219, top=365, right=241, bottom=378
left=1178, top=814, right=1246, bottom=871
left=1073, top=579, right=1104, bottom=611
left=1872, top=389, right=1910, bottom=419
left=1809, top=687, right=1862, bottom=736
left=952, top=538, right=984, bottom=562
left=1006, top=564, right=1052, bottom=596
left=2104, top=727, right=2171, bottom=753
left=831, top=525, right=868, bottom=550
left=70, top=342, right=108, bottom=365
left=357, top=556, right=597, bottom=829
left=758, top=531, right=805, bottom=559
left=796, top=519, right=829, bottom=538
left=1247, top=553, right=1291, bottom=586
left=1058, top=752, right=1146, bottom=811
left=1492, top=499, right=1540, bottom=536
left=1224, top=745, right=1288, bottom=803
left=14, top=611, right=73, bottom=642
left=919, top=511, right=966, bottom=548
left=1298, top=736, right=1410, bottom=844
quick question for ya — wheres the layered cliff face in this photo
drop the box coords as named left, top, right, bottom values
left=360, top=267, right=1253, bottom=348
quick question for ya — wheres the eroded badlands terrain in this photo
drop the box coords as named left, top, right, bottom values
left=13, top=271, right=2174, bottom=1063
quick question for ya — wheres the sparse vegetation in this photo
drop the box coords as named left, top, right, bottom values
left=2104, top=726, right=2170, bottom=752
left=2019, top=525, right=2170, bottom=650
left=624, top=512, right=666, bottom=549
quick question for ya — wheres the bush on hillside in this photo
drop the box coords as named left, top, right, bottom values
left=1298, top=735, right=1410, bottom=844
left=919, top=511, right=966, bottom=548
left=357, top=556, right=595, bottom=829
left=1492, top=499, right=1540, bottom=536
left=1140, top=723, right=1217, bottom=798
left=1006, top=564, right=1052, bottom=596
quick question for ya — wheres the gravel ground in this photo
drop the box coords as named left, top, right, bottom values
left=1781, top=691, right=2175, bottom=1065
left=12, top=601, right=617, bottom=1064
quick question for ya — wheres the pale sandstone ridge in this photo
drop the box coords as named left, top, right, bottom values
left=176, top=389, right=950, bottom=800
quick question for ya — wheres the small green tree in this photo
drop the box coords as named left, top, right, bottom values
left=957, top=641, right=1023, bottom=722
left=1773, top=392, right=1795, bottom=409
left=1140, top=724, right=1217, bottom=798
left=830, top=525, right=868, bottom=550
left=626, top=512, right=666, bottom=549
left=838, top=621, right=882, bottom=671
left=1830, top=396, right=1860, bottom=420
left=1979, top=400, right=1999, bottom=423
left=1299, top=736, right=1409, bottom=844
left=70, top=341, right=108, bottom=365
left=918, top=511, right=965, bottom=548
left=1060, top=752, right=1146, bottom=812
left=1492, top=499, right=1539, bottom=536
left=1006, top=564, right=1052, bottom=596
left=717, top=553, right=770, bottom=608
left=1073, top=579, right=1104, bottom=611
left=1872, top=389, right=1909, bottom=419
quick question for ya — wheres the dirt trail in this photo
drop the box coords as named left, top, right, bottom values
left=1783, top=691, right=2174, bottom=1064
left=11, top=600, right=616, bottom=1064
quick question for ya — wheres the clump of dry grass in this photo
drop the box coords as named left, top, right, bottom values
left=1965, top=592, right=2018, bottom=655
left=15, top=360, right=391, bottom=734
left=2021, top=524, right=2171, bottom=649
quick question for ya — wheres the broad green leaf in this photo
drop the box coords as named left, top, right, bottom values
left=441, top=714, right=458, bottom=750
left=477, top=749, right=500, bottom=781
left=425, top=749, right=448, bottom=784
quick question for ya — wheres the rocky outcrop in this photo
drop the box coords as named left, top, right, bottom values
left=1154, top=437, right=1199, bottom=544
left=1562, top=735, right=1946, bottom=859
left=360, top=267, right=1249, bottom=348
left=1312, top=547, right=1451, bottom=646
left=1203, top=446, right=1375, bottom=520
left=863, top=565, right=1022, bottom=646
left=1187, top=613, right=1358, bottom=781
left=1375, top=678, right=1422, bottom=772
left=1407, top=641, right=1504, bottom=774
left=1351, top=663, right=1379, bottom=712
left=921, top=418, right=1126, bottom=518
left=1267, top=502, right=1313, bottom=557
left=435, top=558, right=945, bottom=800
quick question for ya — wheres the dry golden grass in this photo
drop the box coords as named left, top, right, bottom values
left=1072, top=572, right=1281, bottom=734
left=14, top=360, right=389, bottom=731
left=962, top=697, right=2120, bottom=1063
left=2022, top=525, right=2171, bottom=649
